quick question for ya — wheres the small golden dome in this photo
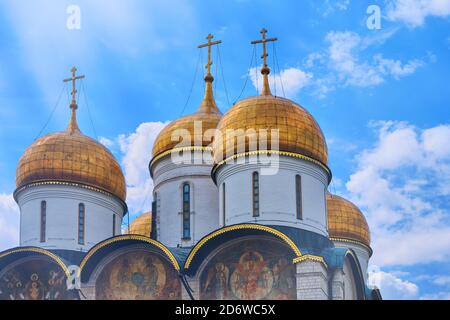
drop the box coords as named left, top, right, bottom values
left=16, top=107, right=126, bottom=202
left=127, top=212, right=152, bottom=236
left=327, top=194, right=371, bottom=247
left=151, top=71, right=222, bottom=162
left=213, top=95, right=328, bottom=166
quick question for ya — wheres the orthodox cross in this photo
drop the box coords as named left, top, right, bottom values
left=63, top=66, right=85, bottom=108
left=251, top=28, right=278, bottom=69
left=197, top=34, right=222, bottom=76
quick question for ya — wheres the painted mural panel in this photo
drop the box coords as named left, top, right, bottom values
left=200, top=239, right=296, bottom=300
left=0, top=259, right=74, bottom=300
left=95, top=251, right=181, bottom=300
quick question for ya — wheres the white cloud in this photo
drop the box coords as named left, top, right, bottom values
left=116, top=121, right=168, bottom=216
left=325, top=31, right=424, bottom=87
left=369, top=270, right=419, bottom=299
left=249, top=67, right=313, bottom=98
left=433, top=276, right=450, bottom=286
left=387, top=0, right=450, bottom=27
left=99, top=136, right=114, bottom=148
left=421, top=291, right=450, bottom=299
left=302, top=30, right=425, bottom=97
left=0, top=193, right=20, bottom=252
left=345, top=121, right=450, bottom=266
left=322, top=0, right=350, bottom=17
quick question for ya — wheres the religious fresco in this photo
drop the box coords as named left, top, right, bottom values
left=0, top=259, right=74, bottom=300
left=95, top=251, right=181, bottom=300
left=200, top=239, right=297, bottom=300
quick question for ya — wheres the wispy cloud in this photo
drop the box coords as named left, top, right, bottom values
left=386, top=0, right=450, bottom=27
left=369, top=269, right=419, bottom=299
left=346, top=121, right=450, bottom=266
left=305, top=30, right=425, bottom=96
left=249, top=67, right=313, bottom=98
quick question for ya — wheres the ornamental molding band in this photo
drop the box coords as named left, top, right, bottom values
left=14, top=180, right=127, bottom=210
left=292, top=254, right=327, bottom=268
left=329, top=237, right=373, bottom=255
left=212, top=150, right=332, bottom=183
left=149, top=146, right=213, bottom=172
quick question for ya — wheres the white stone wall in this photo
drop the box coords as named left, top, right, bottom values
left=152, top=151, right=219, bottom=247
left=295, top=259, right=329, bottom=300
left=216, top=155, right=329, bottom=236
left=331, top=269, right=345, bottom=300
left=16, top=184, right=125, bottom=251
left=333, top=240, right=371, bottom=283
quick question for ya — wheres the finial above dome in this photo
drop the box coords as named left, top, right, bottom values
left=251, top=28, right=278, bottom=96
left=197, top=33, right=222, bottom=115
left=63, top=66, right=85, bottom=134
left=151, top=34, right=223, bottom=162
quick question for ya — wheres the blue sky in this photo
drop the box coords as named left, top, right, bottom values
left=0, top=0, right=449, bottom=299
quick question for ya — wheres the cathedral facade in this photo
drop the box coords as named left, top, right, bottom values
left=0, top=31, right=381, bottom=300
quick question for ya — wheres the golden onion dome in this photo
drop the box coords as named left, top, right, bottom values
left=327, top=194, right=371, bottom=247
left=16, top=101, right=126, bottom=202
left=127, top=212, right=152, bottom=236
left=151, top=35, right=223, bottom=169
left=212, top=30, right=328, bottom=171
left=213, top=95, right=328, bottom=166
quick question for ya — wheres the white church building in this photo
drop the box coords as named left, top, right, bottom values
left=0, top=31, right=381, bottom=300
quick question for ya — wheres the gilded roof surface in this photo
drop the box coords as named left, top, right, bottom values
left=152, top=77, right=222, bottom=160
left=327, top=194, right=371, bottom=247
left=127, top=212, right=152, bottom=237
left=16, top=111, right=126, bottom=201
left=213, top=95, right=328, bottom=165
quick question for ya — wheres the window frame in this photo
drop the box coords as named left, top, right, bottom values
left=252, top=171, right=260, bottom=217
left=182, top=183, right=191, bottom=240
left=40, top=201, right=46, bottom=243
left=296, top=174, right=303, bottom=220
left=78, top=203, right=85, bottom=245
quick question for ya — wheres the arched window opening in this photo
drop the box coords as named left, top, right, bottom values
left=40, top=201, right=46, bottom=243
left=78, top=203, right=85, bottom=245
left=182, top=183, right=191, bottom=239
left=252, top=172, right=260, bottom=217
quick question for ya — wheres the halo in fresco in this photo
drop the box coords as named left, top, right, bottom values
left=0, top=259, right=74, bottom=300
left=95, top=251, right=181, bottom=300
left=200, top=239, right=297, bottom=300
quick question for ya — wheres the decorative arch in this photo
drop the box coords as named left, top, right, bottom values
left=0, top=247, right=74, bottom=300
left=0, top=247, right=70, bottom=277
left=79, top=235, right=180, bottom=282
left=184, top=223, right=302, bottom=276
left=343, top=249, right=366, bottom=300
left=79, top=235, right=183, bottom=300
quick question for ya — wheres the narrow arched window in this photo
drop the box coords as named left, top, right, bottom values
left=222, top=183, right=226, bottom=225
left=252, top=172, right=260, bottom=217
left=78, top=203, right=85, bottom=245
left=40, top=201, right=46, bottom=243
left=151, top=192, right=158, bottom=240
left=182, top=183, right=191, bottom=239
left=112, top=214, right=116, bottom=236
left=296, top=175, right=302, bottom=220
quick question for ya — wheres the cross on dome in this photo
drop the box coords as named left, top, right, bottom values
left=251, top=28, right=278, bottom=96
left=63, top=66, right=85, bottom=109
left=197, top=33, right=222, bottom=80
